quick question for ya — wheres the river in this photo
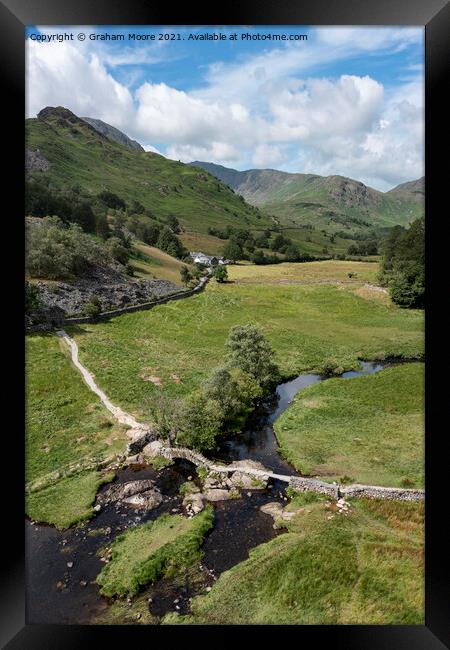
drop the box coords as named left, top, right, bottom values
left=26, top=360, right=389, bottom=624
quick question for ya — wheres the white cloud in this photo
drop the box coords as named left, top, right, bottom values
left=26, top=39, right=134, bottom=128
left=251, top=144, right=286, bottom=167
left=166, top=142, right=241, bottom=165
left=26, top=27, right=424, bottom=190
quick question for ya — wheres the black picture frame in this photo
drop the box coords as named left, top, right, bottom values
left=2, top=0, right=448, bottom=647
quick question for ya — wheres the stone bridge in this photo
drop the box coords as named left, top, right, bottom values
left=154, top=444, right=424, bottom=502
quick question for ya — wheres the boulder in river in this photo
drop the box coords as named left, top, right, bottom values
left=260, top=501, right=304, bottom=522
left=122, top=489, right=163, bottom=510
left=96, top=479, right=160, bottom=506
left=203, top=488, right=240, bottom=502
left=183, top=492, right=205, bottom=514
left=228, top=460, right=270, bottom=489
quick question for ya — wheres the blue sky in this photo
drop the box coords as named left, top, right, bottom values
left=26, top=25, right=424, bottom=190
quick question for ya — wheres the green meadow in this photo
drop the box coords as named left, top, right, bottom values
left=274, top=363, right=424, bottom=487
left=25, top=333, right=127, bottom=527
left=69, top=262, right=423, bottom=419
left=96, top=506, right=214, bottom=598
left=165, top=497, right=424, bottom=625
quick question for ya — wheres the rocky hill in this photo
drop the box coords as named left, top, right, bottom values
left=81, top=117, right=145, bottom=152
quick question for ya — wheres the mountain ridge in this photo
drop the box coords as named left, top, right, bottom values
left=26, top=107, right=272, bottom=239
left=188, top=161, right=424, bottom=234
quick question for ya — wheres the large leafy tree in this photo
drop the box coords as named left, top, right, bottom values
left=223, top=239, right=243, bottom=262
left=379, top=217, right=424, bottom=308
left=226, top=324, right=280, bottom=393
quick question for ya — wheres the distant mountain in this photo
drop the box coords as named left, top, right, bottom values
left=189, top=161, right=424, bottom=236
left=26, top=107, right=271, bottom=240
left=81, top=116, right=145, bottom=152
left=386, top=177, right=424, bottom=201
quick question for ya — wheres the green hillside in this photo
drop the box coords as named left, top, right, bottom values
left=25, top=107, right=273, bottom=237
left=189, top=162, right=424, bottom=240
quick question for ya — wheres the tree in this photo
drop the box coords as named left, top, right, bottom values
left=202, top=367, right=261, bottom=429
left=166, top=214, right=181, bottom=233
left=378, top=217, right=424, bottom=308
left=96, top=213, right=110, bottom=240
left=180, top=265, right=192, bottom=286
left=271, top=234, right=291, bottom=252
left=71, top=202, right=96, bottom=233
left=157, top=226, right=184, bottom=258
left=226, top=324, right=280, bottom=393
left=223, top=239, right=242, bottom=262
left=252, top=250, right=267, bottom=265
left=213, top=265, right=228, bottom=283
left=175, top=392, right=223, bottom=451
left=254, top=233, right=269, bottom=248
left=149, top=395, right=184, bottom=445
left=26, top=217, right=109, bottom=280
left=98, top=191, right=126, bottom=211
left=284, top=245, right=301, bottom=262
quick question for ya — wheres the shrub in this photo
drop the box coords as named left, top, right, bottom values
left=25, top=281, right=41, bottom=314
left=83, top=295, right=102, bottom=319
left=180, top=265, right=192, bottom=286
left=319, top=358, right=344, bottom=377
left=151, top=456, right=174, bottom=471
left=213, top=265, right=228, bottom=283
left=26, top=216, right=109, bottom=280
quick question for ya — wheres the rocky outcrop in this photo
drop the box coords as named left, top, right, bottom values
left=81, top=117, right=145, bottom=152
left=122, top=489, right=163, bottom=510
left=183, top=492, right=205, bottom=514
left=203, top=488, right=240, bottom=502
left=36, top=272, right=182, bottom=319
left=260, top=501, right=303, bottom=522
left=26, top=147, right=50, bottom=172
left=96, top=479, right=162, bottom=511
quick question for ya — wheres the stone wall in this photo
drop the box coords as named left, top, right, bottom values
left=288, top=475, right=340, bottom=499
left=341, top=483, right=425, bottom=502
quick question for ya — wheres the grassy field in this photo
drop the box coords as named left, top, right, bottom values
left=26, top=333, right=127, bottom=526
left=26, top=471, right=114, bottom=529
left=96, top=506, right=214, bottom=598
left=69, top=262, right=423, bottom=418
left=274, top=363, right=424, bottom=487
left=179, top=230, right=227, bottom=256
left=129, top=242, right=195, bottom=284
left=229, top=260, right=379, bottom=284
left=165, top=497, right=424, bottom=625
left=26, top=334, right=126, bottom=485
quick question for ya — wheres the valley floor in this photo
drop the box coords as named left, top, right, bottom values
left=25, top=260, right=425, bottom=624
